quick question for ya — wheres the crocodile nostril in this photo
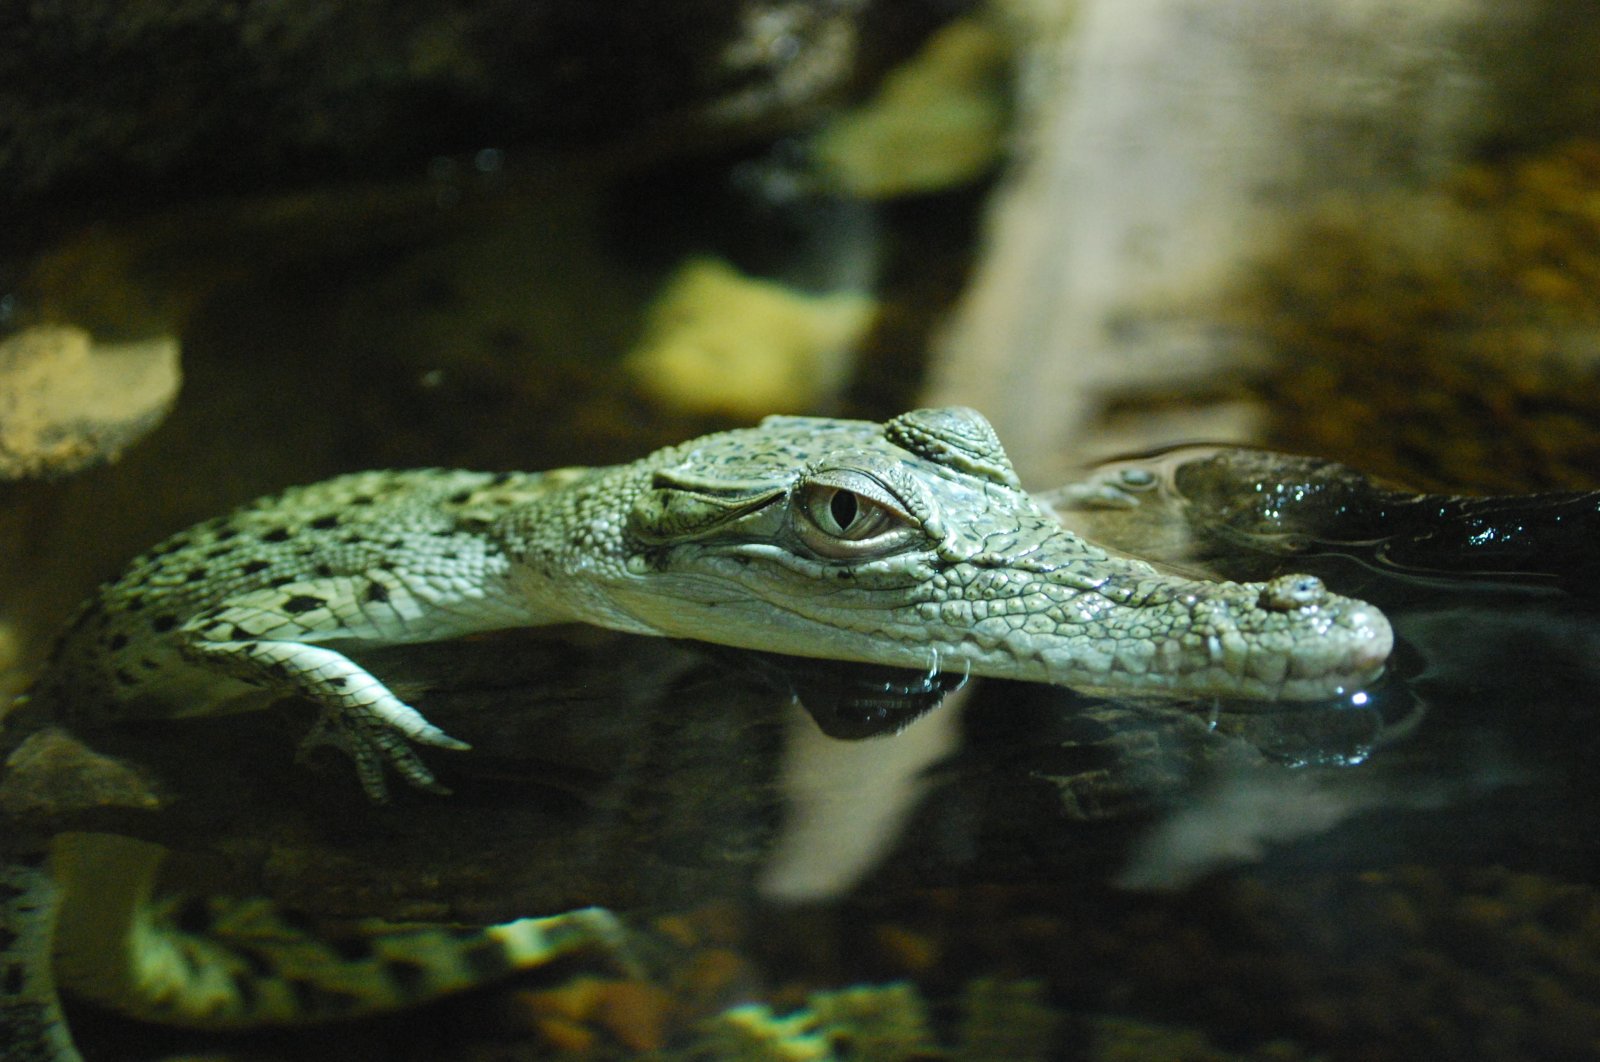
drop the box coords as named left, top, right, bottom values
left=1258, top=574, right=1328, bottom=611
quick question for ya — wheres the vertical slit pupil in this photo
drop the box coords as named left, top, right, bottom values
left=830, top=490, right=859, bottom=530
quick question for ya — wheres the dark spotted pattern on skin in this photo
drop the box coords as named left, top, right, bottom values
left=0, top=861, right=78, bottom=1062
left=26, top=410, right=1390, bottom=801
left=8, top=408, right=1393, bottom=1062
left=114, top=892, right=629, bottom=1027
left=27, top=468, right=561, bottom=799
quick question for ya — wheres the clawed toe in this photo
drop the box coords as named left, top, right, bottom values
left=296, top=709, right=456, bottom=801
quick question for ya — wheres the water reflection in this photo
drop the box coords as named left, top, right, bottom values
left=760, top=692, right=960, bottom=903
left=1049, top=446, right=1600, bottom=877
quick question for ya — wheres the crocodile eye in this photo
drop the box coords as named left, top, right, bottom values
left=805, top=486, right=892, bottom=539
left=793, top=473, right=918, bottom=558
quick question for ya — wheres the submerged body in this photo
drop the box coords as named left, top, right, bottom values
left=30, top=407, right=1391, bottom=798
left=4, top=407, right=1392, bottom=1062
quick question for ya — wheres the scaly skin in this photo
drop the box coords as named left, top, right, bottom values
left=4, top=407, right=1395, bottom=1062
left=27, top=407, right=1392, bottom=799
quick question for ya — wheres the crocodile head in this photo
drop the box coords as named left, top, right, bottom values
left=604, top=407, right=1392, bottom=701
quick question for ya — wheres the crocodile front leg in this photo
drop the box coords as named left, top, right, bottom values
left=180, top=585, right=473, bottom=800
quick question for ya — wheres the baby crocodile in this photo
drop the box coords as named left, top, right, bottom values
left=25, top=406, right=1391, bottom=800
left=2, top=407, right=1393, bottom=1062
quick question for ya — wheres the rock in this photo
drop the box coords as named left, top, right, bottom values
left=0, top=325, right=180, bottom=479
left=0, top=1, right=972, bottom=205
left=624, top=257, right=876, bottom=417
left=813, top=17, right=1011, bottom=199
left=0, top=728, right=163, bottom=824
left=1244, top=140, right=1600, bottom=492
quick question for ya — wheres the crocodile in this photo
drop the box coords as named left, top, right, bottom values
left=0, top=407, right=1393, bottom=1060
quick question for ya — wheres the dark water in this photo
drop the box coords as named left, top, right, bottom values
left=9, top=147, right=1597, bottom=1060
left=55, top=457, right=1600, bottom=1060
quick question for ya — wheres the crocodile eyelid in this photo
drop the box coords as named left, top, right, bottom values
left=799, top=468, right=914, bottom=523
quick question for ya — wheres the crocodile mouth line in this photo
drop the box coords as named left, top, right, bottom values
left=702, top=577, right=1394, bottom=702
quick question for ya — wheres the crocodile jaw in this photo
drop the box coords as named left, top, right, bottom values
left=600, top=550, right=1393, bottom=702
